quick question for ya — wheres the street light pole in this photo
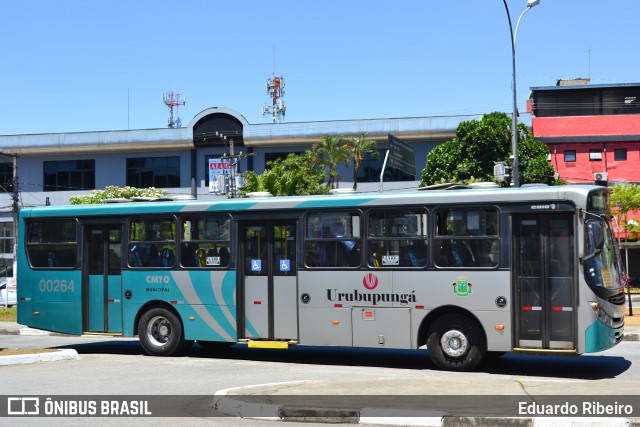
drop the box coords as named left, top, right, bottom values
left=502, top=0, right=539, bottom=187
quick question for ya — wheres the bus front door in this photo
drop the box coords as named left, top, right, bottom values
left=514, top=214, right=576, bottom=351
left=240, top=221, right=298, bottom=341
left=84, top=224, right=123, bottom=333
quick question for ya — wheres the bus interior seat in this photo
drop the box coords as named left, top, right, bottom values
left=195, top=248, right=206, bottom=267
left=47, top=251, right=56, bottom=267
left=161, top=248, right=175, bottom=267
left=451, top=240, right=475, bottom=267
left=218, top=247, right=229, bottom=265
left=129, top=246, right=143, bottom=267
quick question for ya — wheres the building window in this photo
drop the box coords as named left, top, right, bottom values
left=0, top=222, right=14, bottom=270
left=614, top=148, right=627, bottom=161
left=589, top=149, right=603, bottom=161
left=127, top=157, right=180, bottom=188
left=43, top=160, right=95, bottom=192
left=532, top=86, right=640, bottom=117
left=0, top=162, right=12, bottom=193
left=564, top=150, right=576, bottom=162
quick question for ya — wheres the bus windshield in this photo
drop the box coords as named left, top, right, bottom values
left=584, top=218, right=623, bottom=291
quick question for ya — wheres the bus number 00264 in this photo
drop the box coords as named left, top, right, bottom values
left=38, top=279, right=75, bottom=293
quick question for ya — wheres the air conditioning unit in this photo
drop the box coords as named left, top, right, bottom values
left=594, top=172, right=608, bottom=181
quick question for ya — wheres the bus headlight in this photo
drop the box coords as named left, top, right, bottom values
left=589, top=301, right=618, bottom=328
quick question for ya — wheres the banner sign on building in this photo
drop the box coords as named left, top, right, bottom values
left=208, top=159, right=233, bottom=193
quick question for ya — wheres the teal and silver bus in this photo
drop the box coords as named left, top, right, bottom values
left=17, top=185, right=625, bottom=370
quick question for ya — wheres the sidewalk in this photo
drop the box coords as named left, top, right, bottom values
left=212, top=326, right=640, bottom=426
left=0, top=321, right=79, bottom=365
left=214, top=379, right=640, bottom=426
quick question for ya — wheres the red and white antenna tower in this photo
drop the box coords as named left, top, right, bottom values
left=163, top=91, right=186, bottom=128
left=262, top=75, right=286, bottom=123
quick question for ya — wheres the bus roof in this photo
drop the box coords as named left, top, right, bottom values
left=20, top=185, right=604, bottom=219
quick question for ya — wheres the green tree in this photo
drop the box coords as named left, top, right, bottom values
left=69, top=186, right=169, bottom=204
left=420, top=112, right=555, bottom=187
left=610, top=183, right=640, bottom=242
left=346, top=132, right=378, bottom=190
left=240, top=151, right=329, bottom=197
left=312, top=135, right=351, bottom=189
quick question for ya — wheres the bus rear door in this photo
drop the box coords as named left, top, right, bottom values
left=513, top=214, right=576, bottom=351
left=83, top=224, right=123, bottom=333
left=239, top=221, right=298, bottom=341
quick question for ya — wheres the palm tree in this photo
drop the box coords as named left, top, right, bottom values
left=347, top=133, right=378, bottom=190
left=312, top=135, right=351, bottom=189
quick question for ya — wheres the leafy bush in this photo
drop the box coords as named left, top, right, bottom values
left=69, top=186, right=169, bottom=205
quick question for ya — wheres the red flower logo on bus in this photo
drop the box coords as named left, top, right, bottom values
left=362, top=273, right=378, bottom=290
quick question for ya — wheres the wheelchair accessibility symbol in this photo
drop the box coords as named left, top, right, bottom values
left=251, top=259, right=262, bottom=272
left=280, top=259, right=290, bottom=272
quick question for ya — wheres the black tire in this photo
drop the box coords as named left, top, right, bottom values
left=138, top=307, right=187, bottom=356
left=426, top=313, right=486, bottom=371
left=197, top=340, right=234, bottom=351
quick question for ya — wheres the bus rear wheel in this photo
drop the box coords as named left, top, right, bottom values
left=138, top=307, right=187, bottom=356
left=426, top=313, right=485, bottom=371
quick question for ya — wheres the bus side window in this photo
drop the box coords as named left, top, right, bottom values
left=180, top=215, right=231, bottom=269
left=366, top=210, right=427, bottom=268
left=434, top=208, right=498, bottom=268
left=304, top=212, right=361, bottom=268
left=26, top=220, right=78, bottom=269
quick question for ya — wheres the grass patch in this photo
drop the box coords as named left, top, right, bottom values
left=0, top=348, right=57, bottom=356
left=0, top=306, right=16, bottom=322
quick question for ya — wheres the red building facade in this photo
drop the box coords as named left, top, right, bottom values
left=529, top=81, right=640, bottom=185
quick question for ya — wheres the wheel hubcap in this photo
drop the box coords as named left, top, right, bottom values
left=147, top=315, right=171, bottom=346
left=440, top=329, right=468, bottom=358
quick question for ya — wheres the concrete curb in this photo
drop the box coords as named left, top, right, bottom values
left=213, top=386, right=637, bottom=426
left=18, top=327, right=56, bottom=336
left=0, top=325, right=69, bottom=337
left=0, top=349, right=79, bottom=366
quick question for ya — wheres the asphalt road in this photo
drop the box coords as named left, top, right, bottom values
left=1, top=333, right=640, bottom=426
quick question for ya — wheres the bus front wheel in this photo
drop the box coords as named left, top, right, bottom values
left=138, top=307, right=187, bottom=356
left=426, top=314, right=485, bottom=371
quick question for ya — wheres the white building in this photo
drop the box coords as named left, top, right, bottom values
left=0, top=107, right=482, bottom=268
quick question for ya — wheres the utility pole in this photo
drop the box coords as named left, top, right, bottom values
left=216, top=132, right=254, bottom=198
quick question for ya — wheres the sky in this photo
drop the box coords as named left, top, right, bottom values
left=1, top=0, right=638, bottom=135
